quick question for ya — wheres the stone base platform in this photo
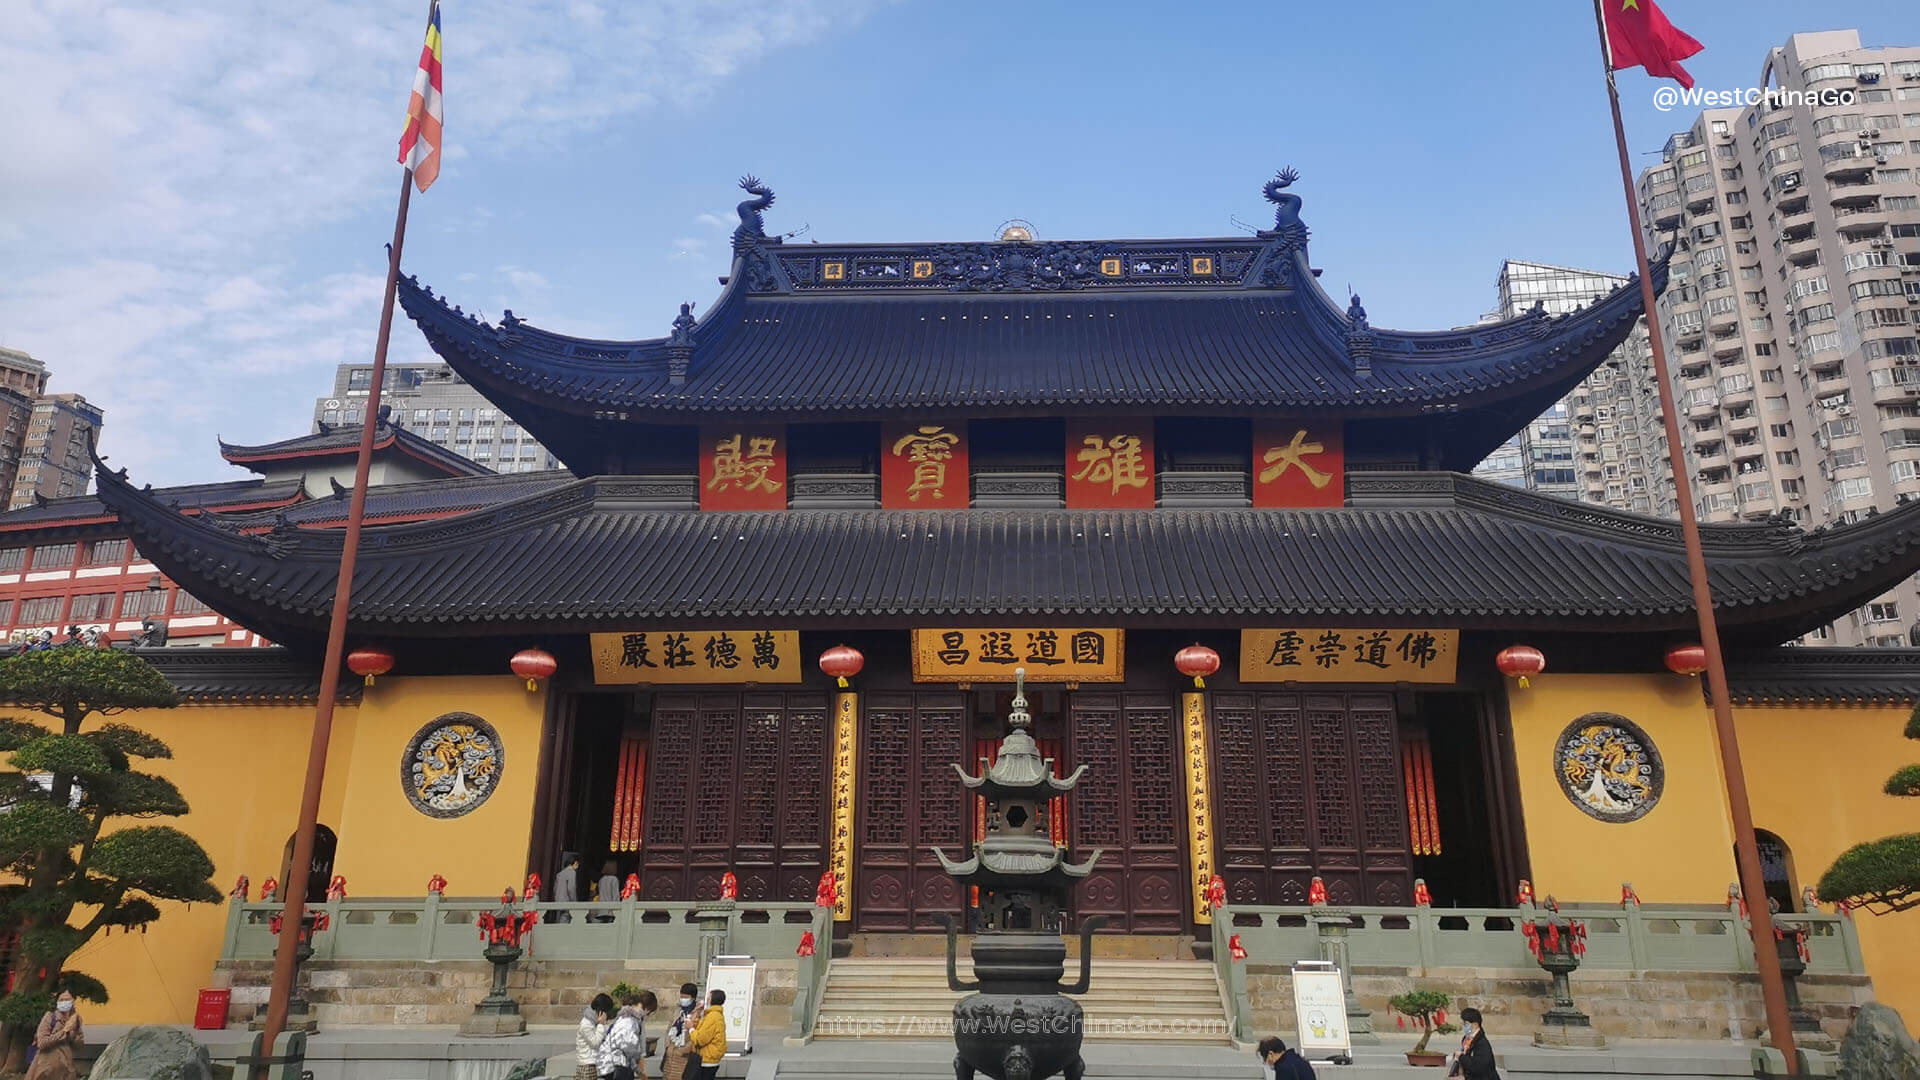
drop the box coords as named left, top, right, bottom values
left=1243, top=964, right=1870, bottom=1045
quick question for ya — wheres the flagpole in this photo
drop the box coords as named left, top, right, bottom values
left=1589, top=0, right=1798, bottom=1070
left=254, top=17, right=430, bottom=1068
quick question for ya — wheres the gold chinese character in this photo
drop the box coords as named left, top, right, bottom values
left=1072, top=435, right=1148, bottom=494
left=1259, top=429, right=1333, bottom=488
left=891, top=425, right=960, bottom=501
left=707, top=433, right=783, bottom=493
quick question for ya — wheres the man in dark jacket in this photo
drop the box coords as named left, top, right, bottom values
left=1449, top=1006, right=1500, bottom=1080
left=1257, top=1036, right=1316, bottom=1080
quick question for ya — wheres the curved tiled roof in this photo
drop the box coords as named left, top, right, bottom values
left=93, top=464, right=1920, bottom=647
left=219, top=420, right=491, bottom=479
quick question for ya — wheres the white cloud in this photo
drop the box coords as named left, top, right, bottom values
left=0, top=0, right=884, bottom=484
left=695, top=211, right=735, bottom=232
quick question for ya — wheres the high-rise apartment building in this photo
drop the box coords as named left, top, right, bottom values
left=8, top=394, right=105, bottom=509
left=1636, top=29, right=1920, bottom=646
left=1472, top=261, right=1678, bottom=515
left=0, top=347, right=50, bottom=397
left=313, top=363, right=559, bottom=472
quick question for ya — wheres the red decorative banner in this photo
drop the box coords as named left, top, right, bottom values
left=1065, top=418, right=1155, bottom=509
left=883, top=421, right=969, bottom=507
left=1252, top=420, right=1344, bottom=508
left=699, top=425, right=787, bottom=511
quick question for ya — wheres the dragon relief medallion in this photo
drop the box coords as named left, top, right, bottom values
left=402, top=712, right=504, bottom=818
left=1553, top=712, right=1664, bottom=823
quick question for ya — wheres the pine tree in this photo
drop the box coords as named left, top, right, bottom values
left=0, top=646, right=220, bottom=1071
left=1816, top=704, right=1920, bottom=913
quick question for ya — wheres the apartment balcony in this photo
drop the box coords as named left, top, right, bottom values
left=1778, top=193, right=1812, bottom=219
left=1685, top=393, right=1721, bottom=419
left=1694, top=444, right=1728, bottom=467
left=1829, top=177, right=1882, bottom=200
left=1685, top=190, right=1718, bottom=213
left=1708, top=308, right=1740, bottom=334
left=1710, top=336, right=1746, bottom=360
left=1823, top=154, right=1874, bottom=182
left=1836, top=209, right=1889, bottom=236
left=1726, top=411, right=1761, bottom=434
left=1784, top=234, right=1823, bottom=265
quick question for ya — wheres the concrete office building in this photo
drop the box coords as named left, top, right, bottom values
left=313, top=362, right=560, bottom=472
left=1637, top=29, right=1920, bottom=646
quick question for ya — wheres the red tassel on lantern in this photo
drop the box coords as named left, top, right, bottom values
left=1228, top=934, right=1248, bottom=961
left=1397, top=1015, right=1406, bottom=1030
left=797, top=931, right=816, bottom=957
left=1435, top=1009, right=1446, bottom=1026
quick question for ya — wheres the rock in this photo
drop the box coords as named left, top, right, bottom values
left=1839, top=1003, right=1920, bottom=1080
left=87, top=1026, right=213, bottom=1080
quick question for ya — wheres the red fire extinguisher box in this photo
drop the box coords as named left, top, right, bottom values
left=194, top=988, right=231, bottom=1030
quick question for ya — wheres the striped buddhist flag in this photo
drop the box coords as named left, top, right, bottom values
left=397, top=1, right=443, bottom=191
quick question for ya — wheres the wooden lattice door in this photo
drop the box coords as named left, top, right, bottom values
left=639, top=692, right=829, bottom=901
left=854, top=691, right=967, bottom=931
left=1209, top=690, right=1413, bottom=907
left=1067, top=692, right=1186, bottom=932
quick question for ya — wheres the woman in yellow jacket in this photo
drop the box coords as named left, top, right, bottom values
left=689, top=989, right=727, bottom=1080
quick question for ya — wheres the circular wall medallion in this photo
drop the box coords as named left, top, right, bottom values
left=402, top=713, right=503, bottom=818
left=1553, top=712, right=1664, bottom=823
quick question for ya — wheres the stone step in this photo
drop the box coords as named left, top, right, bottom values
left=845, top=932, right=1197, bottom=960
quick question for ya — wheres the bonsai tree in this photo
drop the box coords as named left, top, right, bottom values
left=1817, top=705, right=1920, bottom=913
left=0, top=645, right=221, bottom=1071
left=1388, top=990, right=1457, bottom=1056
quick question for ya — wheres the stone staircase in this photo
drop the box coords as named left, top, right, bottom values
left=812, top=957, right=1231, bottom=1044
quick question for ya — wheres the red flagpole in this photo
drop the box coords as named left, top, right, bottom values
left=254, top=5, right=432, bottom=1062
left=1589, top=1, right=1797, bottom=1070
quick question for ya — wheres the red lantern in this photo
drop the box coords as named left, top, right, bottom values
left=1664, top=642, right=1708, bottom=677
left=346, top=645, right=394, bottom=686
left=511, top=648, right=557, bottom=691
left=1174, top=643, right=1221, bottom=689
left=819, top=645, right=865, bottom=689
left=797, top=931, right=816, bottom=957
left=1495, top=645, right=1546, bottom=689
left=721, top=871, right=739, bottom=900
left=1228, top=934, right=1248, bottom=961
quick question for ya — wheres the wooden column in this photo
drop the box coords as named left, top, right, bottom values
left=829, top=690, right=858, bottom=921
left=1180, top=690, right=1218, bottom=924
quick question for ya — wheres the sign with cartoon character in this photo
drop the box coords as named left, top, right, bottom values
left=1290, top=961, right=1352, bottom=1061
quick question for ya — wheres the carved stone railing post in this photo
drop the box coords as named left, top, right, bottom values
left=1311, top=908, right=1377, bottom=1044
left=694, top=897, right=736, bottom=985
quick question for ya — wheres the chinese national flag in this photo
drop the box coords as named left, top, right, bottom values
left=1603, top=0, right=1704, bottom=89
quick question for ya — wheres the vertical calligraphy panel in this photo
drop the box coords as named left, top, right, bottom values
left=1252, top=420, right=1345, bottom=508
left=882, top=421, right=970, bottom=507
left=699, top=424, right=788, bottom=511
left=1065, top=418, right=1156, bottom=509
left=1181, top=692, right=1218, bottom=923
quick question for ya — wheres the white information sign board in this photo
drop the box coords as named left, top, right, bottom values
left=705, top=955, right=757, bottom=1054
left=1290, top=961, right=1352, bottom=1063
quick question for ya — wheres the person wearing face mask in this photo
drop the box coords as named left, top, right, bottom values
left=1447, top=1007, right=1500, bottom=1080
left=660, top=985, right=699, bottom=1080
left=1255, top=1035, right=1315, bottom=1080
left=25, top=990, right=84, bottom=1080
left=689, top=989, right=727, bottom=1080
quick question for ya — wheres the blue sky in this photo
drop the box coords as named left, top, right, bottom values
left=2, top=0, right=1914, bottom=484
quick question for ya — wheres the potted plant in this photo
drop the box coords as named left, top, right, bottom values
left=1388, top=990, right=1458, bottom=1067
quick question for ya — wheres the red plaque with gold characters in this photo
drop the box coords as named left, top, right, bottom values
left=1252, top=420, right=1344, bottom=508
left=1065, top=418, right=1155, bottom=509
left=883, top=421, right=969, bottom=507
left=699, top=425, right=787, bottom=511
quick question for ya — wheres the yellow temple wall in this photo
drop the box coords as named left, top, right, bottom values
left=1509, top=674, right=1920, bottom=1022
left=59, top=675, right=546, bottom=1025
left=1507, top=673, right=1737, bottom=902
left=1734, top=701, right=1920, bottom=1026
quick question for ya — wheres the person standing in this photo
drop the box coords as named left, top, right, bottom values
left=689, top=989, right=727, bottom=1080
left=554, top=851, right=581, bottom=923
left=1448, top=1007, right=1500, bottom=1080
left=660, top=983, right=700, bottom=1080
left=25, top=990, right=84, bottom=1080
left=594, top=860, right=621, bottom=923
left=575, top=993, right=614, bottom=1080
left=597, top=992, right=653, bottom=1080
left=1256, top=1035, right=1315, bottom=1080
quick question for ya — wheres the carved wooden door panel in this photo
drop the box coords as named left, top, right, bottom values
left=1209, top=691, right=1412, bottom=907
left=1068, top=692, right=1186, bottom=933
left=855, top=691, right=967, bottom=931
left=639, top=692, right=829, bottom=901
